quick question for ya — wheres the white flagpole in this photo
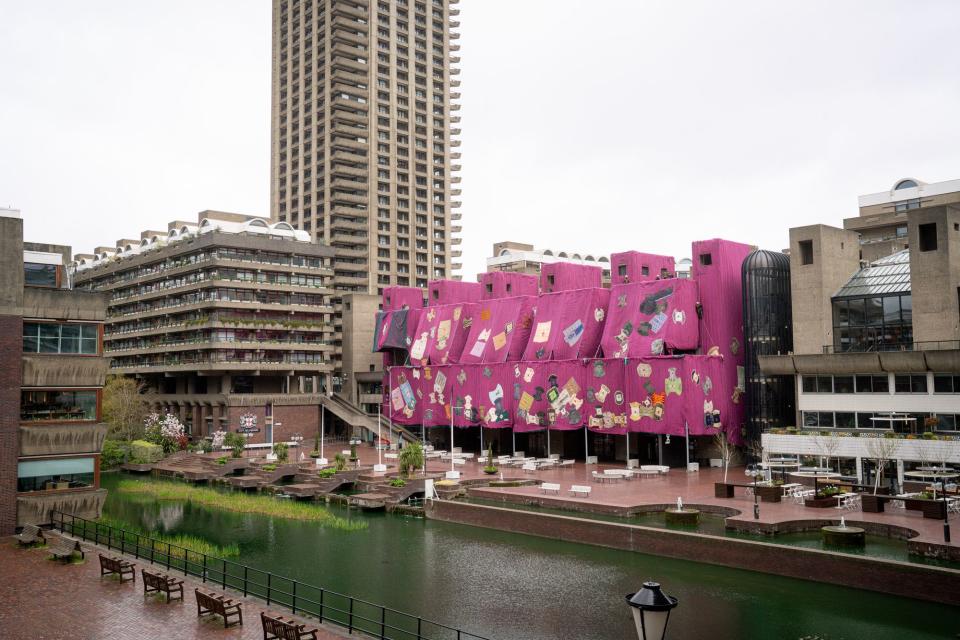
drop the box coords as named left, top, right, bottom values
left=450, top=405, right=455, bottom=473
left=377, top=403, right=382, bottom=467
left=320, top=408, right=325, bottom=461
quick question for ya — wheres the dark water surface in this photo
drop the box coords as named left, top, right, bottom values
left=100, top=475, right=958, bottom=640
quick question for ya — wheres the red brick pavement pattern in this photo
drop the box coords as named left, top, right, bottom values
left=0, top=540, right=351, bottom=640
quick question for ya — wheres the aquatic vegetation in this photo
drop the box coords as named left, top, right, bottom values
left=115, top=479, right=366, bottom=531
left=95, top=515, right=241, bottom=558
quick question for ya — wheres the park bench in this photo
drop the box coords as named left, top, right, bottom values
left=540, top=482, right=561, bottom=495
left=47, top=534, right=84, bottom=562
left=15, top=524, right=43, bottom=547
left=569, top=485, right=592, bottom=498
left=195, top=589, right=243, bottom=628
left=261, top=612, right=320, bottom=640
left=99, top=553, right=135, bottom=581
left=142, top=568, right=184, bottom=602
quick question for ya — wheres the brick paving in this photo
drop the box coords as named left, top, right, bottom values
left=0, top=539, right=352, bottom=640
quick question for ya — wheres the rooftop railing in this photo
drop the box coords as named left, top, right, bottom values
left=52, top=511, right=491, bottom=640
left=821, top=340, right=960, bottom=354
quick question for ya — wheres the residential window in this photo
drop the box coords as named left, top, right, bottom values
left=933, top=374, right=960, bottom=393
left=855, top=375, right=889, bottom=393
left=20, top=389, right=99, bottom=422
left=24, top=262, right=58, bottom=287
left=17, top=457, right=95, bottom=492
left=801, top=375, right=833, bottom=393
left=23, top=322, right=99, bottom=355
left=919, top=223, right=938, bottom=252
left=833, top=375, right=854, bottom=394
left=894, top=374, right=927, bottom=394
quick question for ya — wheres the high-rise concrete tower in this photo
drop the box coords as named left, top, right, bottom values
left=271, top=0, right=463, bottom=298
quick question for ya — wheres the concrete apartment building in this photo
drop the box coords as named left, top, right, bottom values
left=270, top=0, right=463, bottom=297
left=1, top=209, right=109, bottom=534
left=70, top=211, right=381, bottom=445
left=486, top=241, right=613, bottom=285
left=760, top=178, right=960, bottom=482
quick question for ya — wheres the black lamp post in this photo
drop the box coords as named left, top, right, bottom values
left=753, top=456, right=760, bottom=520
left=626, top=582, right=679, bottom=640
left=941, top=477, right=951, bottom=543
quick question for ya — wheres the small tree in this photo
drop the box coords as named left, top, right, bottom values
left=865, top=435, right=900, bottom=495
left=102, top=376, right=149, bottom=441
left=398, top=441, right=424, bottom=478
left=334, top=452, right=347, bottom=471
left=273, top=442, right=289, bottom=463
left=223, top=432, right=247, bottom=459
left=144, top=413, right=187, bottom=455
left=814, top=434, right=841, bottom=471
left=483, top=442, right=498, bottom=473
left=713, top=428, right=738, bottom=483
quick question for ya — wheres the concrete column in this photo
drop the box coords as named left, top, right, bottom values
left=220, top=374, right=232, bottom=394
left=855, top=457, right=863, bottom=484
left=897, top=458, right=905, bottom=487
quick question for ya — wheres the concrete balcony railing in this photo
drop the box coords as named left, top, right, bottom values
left=19, top=423, right=108, bottom=457
left=18, top=489, right=107, bottom=527
left=822, top=340, right=960, bottom=354
left=21, top=355, right=108, bottom=388
left=761, top=431, right=960, bottom=465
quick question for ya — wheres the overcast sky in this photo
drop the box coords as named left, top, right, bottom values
left=2, top=1, right=959, bottom=278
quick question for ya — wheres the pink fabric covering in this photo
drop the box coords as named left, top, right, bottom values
left=374, top=308, right=422, bottom=353
left=600, top=279, right=699, bottom=358
left=458, top=296, right=536, bottom=364
left=408, top=303, right=478, bottom=366
left=477, top=362, right=513, bottom=428
left=427, top=280, right=482, bottom=306
left=691, top=238, right=752, bottom=444
left=511, top=361, right=549, bottom=433
left=584, top=358, right=629, bottom=435
left=479, top=271, right=539, bottom=299
left=418, top=365, right=453, bottom=426
left=540, top=262, right=602, bottom=293
left=540, top=360, right=587, bottom=430
left=382, top=286, right=424, bottom=311
left=386, top=366, right=424, bottom=425
left=610, top=251, right=676, bottom=285
left=681, top=355, right=730, bottom=436
left=624, top=357, right=686, bottom=435
left=449, top=364, right=482, bottom=427
left=522, top=289, right=609, bottom=361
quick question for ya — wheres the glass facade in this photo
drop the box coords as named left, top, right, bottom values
left=832, top=294, right=912, bottom=352
left=24, top=262, right=58, bottom=287
left=20, top=389, right=98, bottom=422
left=22, top=322, right=99, bottom=354
left=17, top=457, right=95, bottom=492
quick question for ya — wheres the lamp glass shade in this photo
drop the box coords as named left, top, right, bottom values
left=631, top=608, right=671, bottom=640
left=626, top=582, right=678, bottom=640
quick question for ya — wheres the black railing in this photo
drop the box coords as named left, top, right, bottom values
left=52, top=511, right=491, bottom=640
left=821, top=339, right=960, bottom=354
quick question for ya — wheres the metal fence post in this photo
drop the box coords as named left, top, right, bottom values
left=380, top=608, right=386, bottom=639
left=222, top=559, right=227, bottom=589
left=319, top=589, right=324, bottom=624
left=417, top=618, right=422, bottom=640
left=266, top=573, right=272, bottom=606
left=203, top=554, right=207, bottom=583
left=348, top=598, right=354, bottom=634
left=292, top=581, right=297, bottom=615
left=166, top=543, right=172, bottom=570
left=243, top=566, right=248, bottom=596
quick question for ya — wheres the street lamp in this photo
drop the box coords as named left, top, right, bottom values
left=625, top=582, right=679, bottom=640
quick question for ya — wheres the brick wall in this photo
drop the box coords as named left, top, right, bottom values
left=225, top=403, right=321, bottom=447
left=0, top=315, right=23, bottom=534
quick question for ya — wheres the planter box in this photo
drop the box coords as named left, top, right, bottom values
left=714, top=483, right=735, bottom=498
left=804, top=496, right=842, bottom=508
left=755, top=485, right=783, bottom=503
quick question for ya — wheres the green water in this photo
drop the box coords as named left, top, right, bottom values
left=99, top=475, right=959, bottom=640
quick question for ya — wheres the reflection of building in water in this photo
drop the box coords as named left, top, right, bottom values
left=158, top=503, right=185, bottom=531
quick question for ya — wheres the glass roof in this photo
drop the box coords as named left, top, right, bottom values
left=833, top=250, right=911, bottom=298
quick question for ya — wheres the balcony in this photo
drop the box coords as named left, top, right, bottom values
left=17, top=489, right=107, bottom=528
left=332, top=97, right=369, bottom=116
left=19, top=423, right=108, bottom=457
left=332, top=42, right=369, bottom=61
left=21, top=354, right=108, bottom=388
left=331, top=55, right=368, bottom=74
left=334, top=274, right=370, bottom=288
left=331, top=217, right=368, bottom=232
left=332, top=28, right=367, bottom=48
left=332, top=68, right=369, bottom=87
left=331, top=163, right=369, bottom=179
left=331, top=149, right=368, bottom=165
left=821, top=340, right=957, bottom=354
left=333, top=15, right=369, bottom=33
left=333, top=3, right=367, bottom=21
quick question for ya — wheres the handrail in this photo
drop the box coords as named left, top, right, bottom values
left=52, top=510, right=491, bottom=640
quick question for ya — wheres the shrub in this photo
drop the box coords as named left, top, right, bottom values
left=100, top=440, right=130, bottom=470
left=922, top=431, right=935, bottom=440
left=129, top=440, right=163, bottom=464
left=262, top=464, right=277, bottom=472
left=223, top=432, right=247, bottom=458
left=390, top=478, right=406, bottom=488
left=273, top=442, right=289, bottom=463
left=216, top=457, right=228, bottom=465
left=398, top=441, right=424, bottom=477
left=350, top=443, right=358, bottom=461
left=143, top=413, right=187, bottom=455
left=334, top=453, right=346, bottom=471
left=318, top=468, right=337, bottom=478
left=198, top=439, right=214, bottom=453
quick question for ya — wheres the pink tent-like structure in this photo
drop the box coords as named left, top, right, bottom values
left=458, top=296, right=536, bottom=364
left=479, top=271, right=539, bottom=299
left=522, top=288, right=610, bottom=361
left=427, top=279, right=482, bottom=306
left=601, top=279, right=699, bottom=358
left=609, top=251, right=675, bottom=285
left=407, top=303, right=478, bottom=366
left=382, top=286, right=425, bottom=311
left=540, top=262, right=602, bottom=293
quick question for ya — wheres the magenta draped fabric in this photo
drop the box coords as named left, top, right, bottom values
left=522, top=288, right=609, bottom=361
left=479, top=271, right=539, bottom=299
left=427, top=279, right=482, bottom=306
left=458, top=296, right=535, bottom=364
left=624, top=357, right=686, bottom=435
left=540, top=262, right=602, bottom=293
left=583, top=358, right=629, bottom=435
left=382, top=286, right=425, bottom=311
left=609, top=251, right=676, bottom=285
left=408, top=303, right=477, bottom=365
left=601, top=279, right=699, bottom=358
left=539, top=360, right=587, bottom=430
left=477, top=362, right=514, bottom=428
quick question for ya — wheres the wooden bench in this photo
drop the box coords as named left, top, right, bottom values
left=15, top=524, right=43, bottom=547
left=569, top=485, right=591, bottom=498
left=540, top=482, right=561, bottom=495
left=195, top=589, right=243, bottom=628
left=99, top=553, right=135, bottom=581
left=48, top=534, right=84, bottom=562
left=261, top=612, right=320, bottom=640
left=142, top=568, right=184, bottom=602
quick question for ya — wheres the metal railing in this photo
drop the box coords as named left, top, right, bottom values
left=821, top=339, right=960, bottom=354
left=52, top=511, right=491, bottom=640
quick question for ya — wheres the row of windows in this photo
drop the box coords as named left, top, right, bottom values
left=22, top=322, right=99, bottom=355
left=21, top=389, right=99, bottom=423
left=24, top=262, right=59, bottom=287
left=800, top=373, right=960, bottom=394
left=17, top=457, right=95, bottom=493
left=802, top=411, right=959, bottom=432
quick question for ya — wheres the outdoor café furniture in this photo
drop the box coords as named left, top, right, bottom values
left=195, top=589, right=243, bottom=628
left=591, top=471, right=621, bottom=483
left=560, top=458, right=576, bottom=466
left=605, top=469, right=635, bottom=480
left=780, top=483, right=803, bottom=497
left=15, top=523, right=43, bottom=547
left=45, top=534, right=84, bottom=563
left=549, top=453, right=561, bottom=460
left=714, top=482, right=782, bottom=502
left=98, top=553, right=134, bottom=580
left=540, top=482, right=561, bottom=495
left=570, top=485, right=592, bottom=497
left=261, top=612, right=319, bottom=640
left=142, top=569, right=184, bottom=602
left=834, top=492, right=860, bottom=510
left=640, top=465, right=669, bottom=475
left=522, top=462, right=537, bottom=472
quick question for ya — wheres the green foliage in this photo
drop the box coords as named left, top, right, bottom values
left=262, top=464, right=277, bottom=472
left=115, top=479, right=366, bottom=530
left=95, top=515, right=240, bottom=558
left=817, top=485, right=841, bottom=498
left=102, top=376, right=149, bottom=441
left=129, top=440, right=163, bottom=464
left=318, top=468, right=337, bottom=478
left=100, top=440, right=130, bottom=470
left=215, top=457, right=228, bottom=465
left=350, top=443, right=358, bottom=461
left=224, top=432, right=246, bottom=458
left=922, top=431, right=936, bottom=440
left=389, top=478, right=406, bottom=487
left=273, top=442, right=289, bottom=463
left=334, top=452, right=346, bottom=471
left=483, top=442, right=497, bottom=473
left=398, top=441, right=424, bottom=478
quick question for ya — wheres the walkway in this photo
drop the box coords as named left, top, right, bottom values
left=0, top=539, right=350, bottom=640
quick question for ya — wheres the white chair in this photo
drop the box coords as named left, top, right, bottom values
left=540, top=482, right=561, bottom=495
left=569, top=485, right=592, bottom=498
left=522, top=462, right=537, bottom=473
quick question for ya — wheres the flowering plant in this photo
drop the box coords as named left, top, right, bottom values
left=144, top=413, right=187, bottom=454
left=211, top=429, right=227, bottom=449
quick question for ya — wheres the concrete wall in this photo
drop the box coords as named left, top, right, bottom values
left=340, top=293, right=381, bottom=404
left=788, top=225, right=861, bottom=354
left=0, top=215, right=24, bottom=534
left=22, top=287, right=107, bottom=322
left=909, top=205, right=960, bottom=344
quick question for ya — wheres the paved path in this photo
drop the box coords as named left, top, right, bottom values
left=0, top=539, right=352, bottom=640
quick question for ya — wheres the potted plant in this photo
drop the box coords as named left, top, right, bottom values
left=435, top=479, right=461, bottom=500
left=272, top=442, right=289, bottom=463
left=483, top=443, right=498, bottom=475
left=398, top=441, right=424, bottom=478
left=318, top=467, right=337, bottom=479
left=349, top=442, right=359, bottom=463
left=334, top=452, right=347, bottom=472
